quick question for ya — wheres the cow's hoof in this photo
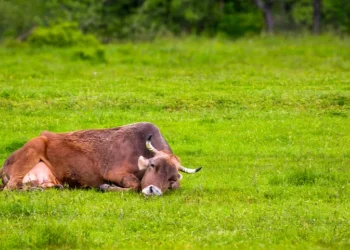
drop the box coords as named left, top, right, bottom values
left=99, top=184, right=110, bottom=192
left=54, top=184, right=64, bottom=190
left=29, top=187, right=44, bottom=192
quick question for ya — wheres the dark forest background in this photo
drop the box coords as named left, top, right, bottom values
left=0, top=0, right=349, bottom=43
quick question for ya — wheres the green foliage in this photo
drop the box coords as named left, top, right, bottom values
left=0, top=36, right=350, bottom=248
left=323, top=0, right=350, bottom=33
left=40, top=0, right=103, bottom=32
left=1, top=38, right=28, bottom=48
left=171, top=0, right=218, bottom=34
left=1, top=0, right=350, bottom=41
left=218, top=2, right=262, bottom=37
left=129, top=0, right=172, bottom=40
left=0, top=0, right=44, bottom=39
left=291, top=0, right=313, bottom=27
left=99, top=0, right=143, bottom=40
left=27, top=22, right=100, bottom=47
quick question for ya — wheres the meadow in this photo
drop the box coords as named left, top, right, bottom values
left=0, top=36, right=349, bottom=249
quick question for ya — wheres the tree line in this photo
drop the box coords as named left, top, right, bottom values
left=0, top=0, right=349, bottom=42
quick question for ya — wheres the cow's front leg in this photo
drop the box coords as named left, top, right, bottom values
left=102, top=173, right=141, bottom=192
left=120, top=174, right=141, bottom=191
left=99, top=184, right=132, bottom=192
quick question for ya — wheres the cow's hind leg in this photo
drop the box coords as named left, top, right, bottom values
left=3, top=137, right=47, bottom=190
left=22, top=161, right=62, bottom=190
left=24, top=183, right=63, bottom=191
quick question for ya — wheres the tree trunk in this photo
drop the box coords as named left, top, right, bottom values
left=165, top=0, right=172, bottom=27
left=264, top=6, right=274, bottom=34
left=312, top=0, right=322, bottom=34
left=254, top=0, right=274, bottom=34
left=218, top=0, right=224, bottom=15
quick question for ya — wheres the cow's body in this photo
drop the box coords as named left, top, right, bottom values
left=1, top=122, right=178, bottom=193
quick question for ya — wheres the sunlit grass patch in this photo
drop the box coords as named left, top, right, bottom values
left=0, top=36, right=349, bottom=249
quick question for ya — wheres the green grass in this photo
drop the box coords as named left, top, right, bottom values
left=0, top=35, right=349, bottom=249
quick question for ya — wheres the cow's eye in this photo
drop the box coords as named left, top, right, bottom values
left=150, top=163, right=155, bottom=168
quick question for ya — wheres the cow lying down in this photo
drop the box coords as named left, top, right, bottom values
left=0, top=122, right=201, bottom=196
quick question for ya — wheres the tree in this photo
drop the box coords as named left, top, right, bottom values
left=312, top=0, right=322, bottom=34
left=254, top=0, right=274, bottom=33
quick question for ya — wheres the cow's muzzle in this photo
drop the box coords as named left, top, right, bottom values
left=142, top=185, right=162, bottom=196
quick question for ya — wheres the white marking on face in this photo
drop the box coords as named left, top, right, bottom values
left=142, top=185, right=162, bottom=196
left=138, top=156, right=149, bottom=170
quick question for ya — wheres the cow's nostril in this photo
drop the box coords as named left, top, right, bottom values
left=142, top=185, right=162, bottom=196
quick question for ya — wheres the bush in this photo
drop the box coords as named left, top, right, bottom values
left=2, top=38, right=29, bottom=48
left=27, top=22, right=100, bottom=47
left=218, top=12, right=262, bottom=37
left=73, top=47, right=107, bottom=64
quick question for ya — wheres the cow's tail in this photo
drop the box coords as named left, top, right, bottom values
left=0, top=159, right=8, bottom=190
left=0, top=167, right=4, bottom=190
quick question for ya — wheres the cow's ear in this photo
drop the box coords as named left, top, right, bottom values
left=138, top=156, right=149, bottom=170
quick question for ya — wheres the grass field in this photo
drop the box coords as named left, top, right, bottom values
left=0, top=36, right=349, bottom=249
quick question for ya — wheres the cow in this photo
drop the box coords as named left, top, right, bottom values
left=0, top=122, right=201, bottom=196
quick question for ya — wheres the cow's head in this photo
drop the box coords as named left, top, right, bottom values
left=138, top=135, right=201, bottom=196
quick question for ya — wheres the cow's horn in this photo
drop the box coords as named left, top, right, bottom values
left=179, top=166, right=202, bottom=174
left=146, top=135, right=159, bottom=154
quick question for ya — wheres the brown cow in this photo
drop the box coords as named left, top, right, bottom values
left=0, top=122, right=201, bottom=195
